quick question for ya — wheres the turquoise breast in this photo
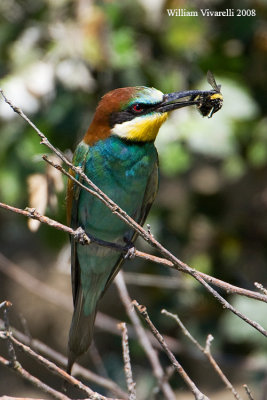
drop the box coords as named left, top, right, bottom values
left=78, top=136, right=157, bottom=242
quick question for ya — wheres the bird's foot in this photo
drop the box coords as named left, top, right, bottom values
left=123, top=241, right=136, bottom=260
left=73, top=226, right=90, bottom=245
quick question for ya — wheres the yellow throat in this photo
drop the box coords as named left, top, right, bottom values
left=111, top=112, right=168, bottom=142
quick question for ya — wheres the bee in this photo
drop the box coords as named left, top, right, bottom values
left=192, top=71, right=223, bottom=118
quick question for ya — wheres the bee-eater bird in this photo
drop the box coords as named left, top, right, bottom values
left=66, top=82, right=223, bottom=373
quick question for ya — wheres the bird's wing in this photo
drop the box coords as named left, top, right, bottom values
left=67, top=147, right=158, bottom=368
left=66, top=141, right=90, bottom=305
left=101, top=156, right=159, bottom=294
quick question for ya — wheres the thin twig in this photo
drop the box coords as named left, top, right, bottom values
left=0, top=355, right=71, bottom=400
left=136, top=250, right=267, bottom=303
left=243, top=384, right=254, bottom=400
left=254, top=282, right=267, bottom=296
left=161, top=309, right=203, bottom=352
left=118, top=323, right=136, bottom=400
left=0, top=201, right=90, bottom=244
left=161, top=309, right=243, bottom=400
left=115, top=272, right=176, bottom=400
left=133, top=301, right=209, bottom=400
left=204, top=335, right=242, bottom=400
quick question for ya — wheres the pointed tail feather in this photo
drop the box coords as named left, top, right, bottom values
left=67, top=287, right=96, bottom=374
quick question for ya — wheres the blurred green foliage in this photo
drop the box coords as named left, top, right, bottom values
left=0, top=0, right=267, bottom=397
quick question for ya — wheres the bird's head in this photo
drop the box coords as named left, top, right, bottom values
left=84, top=86, right=201, bottom=145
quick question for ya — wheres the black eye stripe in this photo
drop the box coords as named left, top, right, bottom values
left=128, top=102, right=161, bottom=114
left=109, top=102, right=163, bottom=128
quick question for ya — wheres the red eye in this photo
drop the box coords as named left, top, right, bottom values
left=132, top=103, right=144, bottom=113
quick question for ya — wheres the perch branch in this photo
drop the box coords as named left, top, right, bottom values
left=0, top=201, right=266, bottom=306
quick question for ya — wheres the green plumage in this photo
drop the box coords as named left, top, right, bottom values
left=68, top=135, right=158, bottom=370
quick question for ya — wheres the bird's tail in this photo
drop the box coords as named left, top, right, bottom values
left=67, top=286, right=96, bottom=374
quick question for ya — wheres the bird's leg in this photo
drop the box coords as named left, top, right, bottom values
left=123, top=235, right=136, bottom=259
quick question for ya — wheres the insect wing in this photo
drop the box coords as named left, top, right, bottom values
left=207, top=70, right=221, bottom=92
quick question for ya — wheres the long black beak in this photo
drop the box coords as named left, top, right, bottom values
left=155, top=71, right=223, bottom=117
left=156, top=89, right=217, bottom=113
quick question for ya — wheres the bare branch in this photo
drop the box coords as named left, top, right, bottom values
left=0, top=317, right=127, bottom=399
left=161, top=309, right=243, bottom=400
left=204, top=335, right=243, bottom=400
left=0, top=355, right=71, bottom=400
left=243, top=384, right=255, bottom=400
left=0, top=330, right=122, bottom=400
left=0, top=252, right=180, bottom=355
left=118, top=322, right=136, bottom=400
left=1, top=204, right=267, bottom=342
left=137, top=251, right=267, bottom=303
left=115, top=272, right=176, bottom=400
left=1, top=200, right=266, bottom=306
left=0, top=201, right=90, bottom=243
left=254, top=282, right=267, bottom=296
left=133, top=301, right=209, bottom=400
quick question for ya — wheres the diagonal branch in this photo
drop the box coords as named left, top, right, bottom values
left=133, top=300, right=209, bottom=400
left=161, top=309, right=243, bottom=400
left=0, top=355, right=71, bottom=400
left=0, top=314, right=127, bottom=399
left=0, top=316, right=123, bottom=400
left=115, top=272, right=176, bottom=400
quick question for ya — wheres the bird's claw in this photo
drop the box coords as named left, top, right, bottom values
left=124, top=242, right=136, bottom=259
left=73, top=227, right=90, bottom=245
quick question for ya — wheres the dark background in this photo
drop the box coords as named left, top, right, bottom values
left=0, top=0, right=267, bottom=398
